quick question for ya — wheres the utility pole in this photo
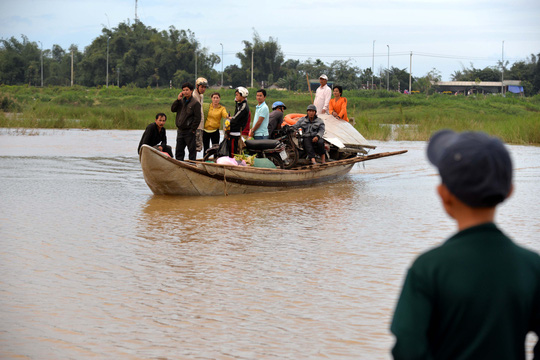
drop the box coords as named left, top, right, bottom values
left=39, top=41, right=43, bottom=87
left=501, top=40, right=505, bottom=95
left=387, top=45, right=389, bottom=91
left=220, top=43, right=224, bottom=87
left=195, top=51, right=197, bottom=83
left=117, top=67, right=120, bottom=86
left=409, top=51, right=412, bottom=93
left=372, top=40, right=375, bottom=89
left=71, top=50, right=74, bottom=87
left=106, top=36, right=110, bottom=88
left=251, top=48, right=254, bottom=88
left=135, top=0, right=138, bottom=22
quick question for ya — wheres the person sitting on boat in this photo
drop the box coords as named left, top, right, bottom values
left=226, top=87, right=250, bottom=156
left=137, top=112, right=173, bottom=157
left=329, top=85, right=349, bottom=122
left=171, top=82, right=202, bottom=161
left=203, top=92, right=228, bottom=155
left=268, top=101, right=286, bottom=138
left=292, top=104, right=326, bottom=165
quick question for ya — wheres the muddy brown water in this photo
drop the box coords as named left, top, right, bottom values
left=0, top=129, right=538, bottom=359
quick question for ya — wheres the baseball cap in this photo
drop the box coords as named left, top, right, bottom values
left=427, top=129, right=513, bottom=208
left=319, top=74, right=328, bottom=80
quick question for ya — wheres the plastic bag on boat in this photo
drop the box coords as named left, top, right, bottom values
left=216, top=156, right=238, bottom=166
left=253, top=158, right=277, bottom=168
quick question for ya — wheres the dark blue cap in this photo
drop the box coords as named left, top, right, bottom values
left=427, top=130, right=513, bottom=208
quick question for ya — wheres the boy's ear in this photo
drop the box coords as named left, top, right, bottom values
left=437, top=183, right=455, bottom=217
left=506, top=185, right=514, bottom=200
left=437, top=184, right=451, bottom=202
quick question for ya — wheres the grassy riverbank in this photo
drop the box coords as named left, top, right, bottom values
left=1, top=85, right=539, bottom=144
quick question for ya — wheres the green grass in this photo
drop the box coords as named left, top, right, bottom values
left=1, top=85, right=539, bottom=144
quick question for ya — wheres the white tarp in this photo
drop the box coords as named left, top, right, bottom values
left=318, top=114, right=374, bottom=149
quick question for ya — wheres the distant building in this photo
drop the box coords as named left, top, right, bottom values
left=433, top=80, right=523, bottom=95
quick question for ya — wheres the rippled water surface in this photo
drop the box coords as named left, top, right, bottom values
left=1, top=129, right=538, bottom=359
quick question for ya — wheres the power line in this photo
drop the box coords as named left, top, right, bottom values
left=413, top=52, right=491, bottom=61
left=223, top=49, right=514, bottom=62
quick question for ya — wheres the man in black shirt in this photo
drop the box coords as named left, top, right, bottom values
left=137, top=113, right=173, bottom=157
left=171, top=82, right=202, bottom=161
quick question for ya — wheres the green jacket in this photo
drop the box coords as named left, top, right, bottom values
left=391, top=223, right=540, bottom=360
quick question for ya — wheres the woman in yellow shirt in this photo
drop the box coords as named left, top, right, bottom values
left=203, top=92, right=228, bottom=154
left=328, top=85, right=349, bottom=122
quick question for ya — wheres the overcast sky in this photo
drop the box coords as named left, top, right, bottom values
left=1, top=0, right=539, bottom=82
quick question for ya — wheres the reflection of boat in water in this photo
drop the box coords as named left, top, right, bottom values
left=139, top=145, right=407, bottom=196
left=140, top=115, right=406, bottom=196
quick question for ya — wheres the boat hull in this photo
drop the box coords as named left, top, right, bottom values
left=139, top=145, right=407, bottom=196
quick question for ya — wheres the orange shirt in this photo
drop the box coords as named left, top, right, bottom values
left=328, top=97, right=349, bottom=121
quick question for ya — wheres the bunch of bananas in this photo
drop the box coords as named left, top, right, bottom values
left=234, top=153, right=256, bottom=166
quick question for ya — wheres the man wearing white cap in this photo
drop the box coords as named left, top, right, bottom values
left=313, top=74, right=331, bottom=114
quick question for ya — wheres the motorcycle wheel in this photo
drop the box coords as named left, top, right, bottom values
left=283, top=143, right=299, bottom=169
left=266, top=153, right=284, bottom=169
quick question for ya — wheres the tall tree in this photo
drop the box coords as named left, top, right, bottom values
left=236, top=31, right=284, bottom=87
left=451, top=64, right=500, bottom=82
left=387, top=67, right=411, bottom=92
left=0, top=35, right=40, bottom=85
left=78, top=21, right=219, bottom=87
left=413, top=68, right=442, bottom=93
left=328, top=59, right=362, bottom=89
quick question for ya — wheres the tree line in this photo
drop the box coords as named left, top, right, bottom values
left=1, top=20, right=539, bottom=95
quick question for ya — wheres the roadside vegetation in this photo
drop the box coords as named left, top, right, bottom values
left=1, top=85, right=539, bottom=144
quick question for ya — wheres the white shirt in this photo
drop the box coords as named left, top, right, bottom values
left=314, top=84, right=331, bottom=114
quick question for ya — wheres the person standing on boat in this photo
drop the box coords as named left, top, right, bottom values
left=193, top=77, right=208, bottom=153
left=137, top=112, right=173, bottom=157
left=249, top=89, right=270, bottom=139
left=391, top=130, right=540, bottom=360
left=203, top=92, right=228, bottom=155
left=329, top=85, right=349, bottom=122
left=313, top=74, right=331, bottom=114
left=171, top=82, right=202, bottom=161
left=268, top=101, right=286, bottom=138
left=226, top=87, right=250, bottom=156
left=292, top=104, right=326, bottom=165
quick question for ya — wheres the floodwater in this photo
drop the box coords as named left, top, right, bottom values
left=0, top=128, right=538, bottom=360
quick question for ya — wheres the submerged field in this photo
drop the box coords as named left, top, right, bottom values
left=1, top=85, right=539, bottom=144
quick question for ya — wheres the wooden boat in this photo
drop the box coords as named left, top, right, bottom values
left=139, top=145, right=407, bottom=196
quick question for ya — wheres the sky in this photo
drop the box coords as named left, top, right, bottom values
left=1, top=0, right=539, bottom=82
